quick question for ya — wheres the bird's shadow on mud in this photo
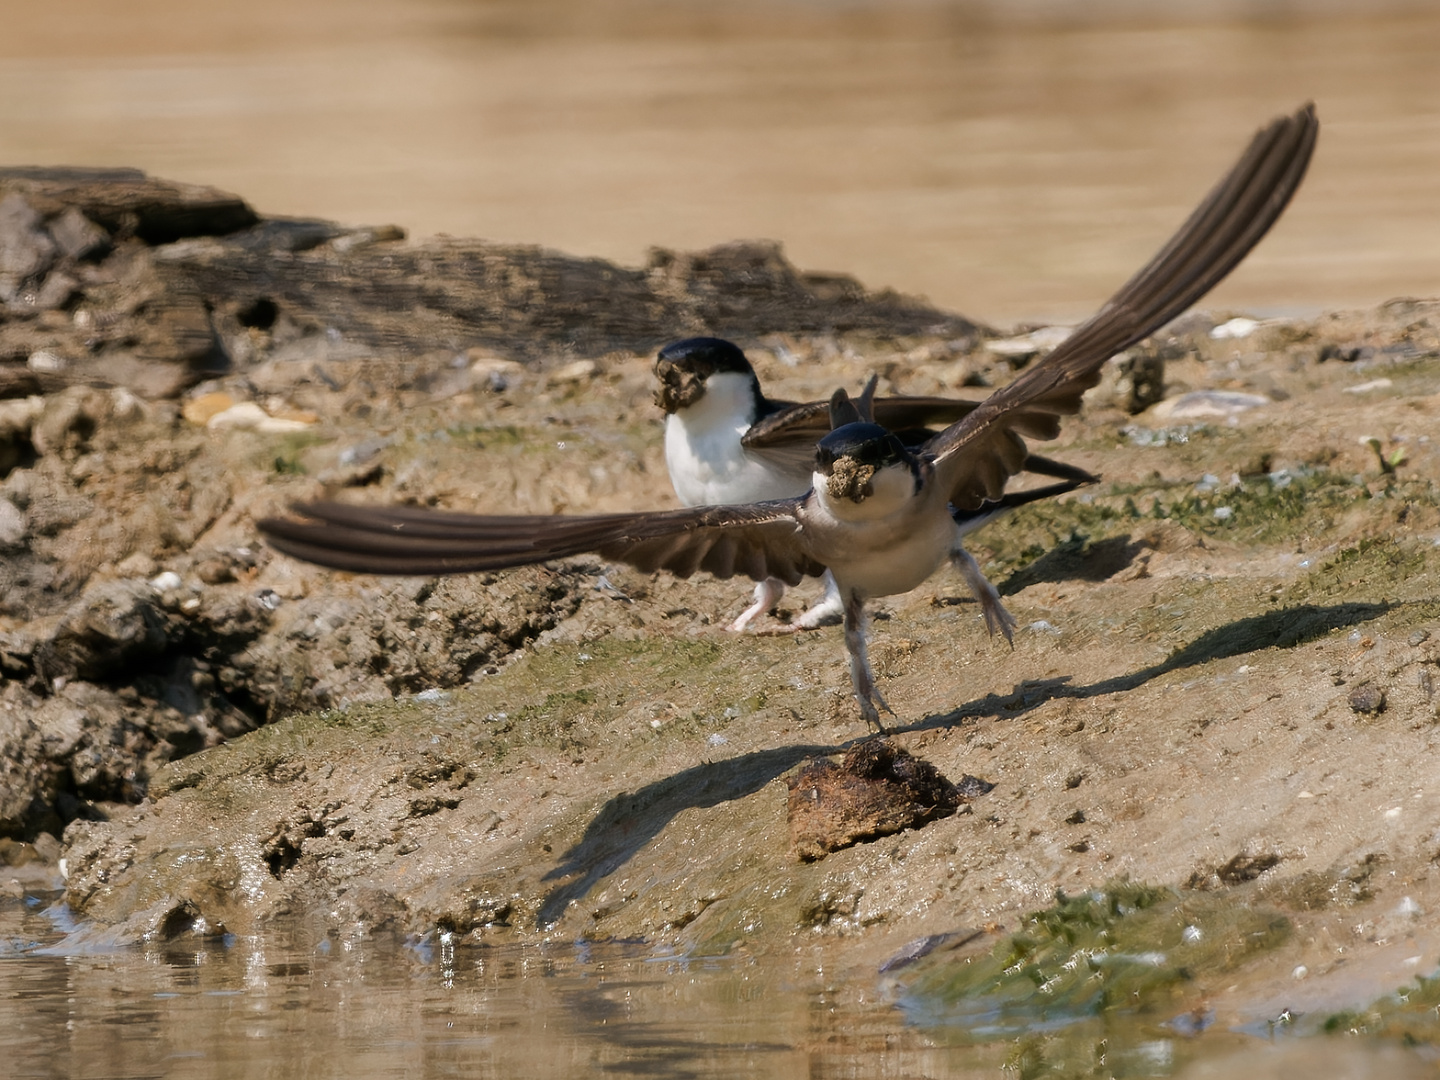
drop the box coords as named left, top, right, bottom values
left=906, top=600, right=1391, bottom=733
left=997, top=533, right=1148, bottom=594
left=536, top=601, right=1386, bottom=926
left=536, top=742, right=835, bottom=928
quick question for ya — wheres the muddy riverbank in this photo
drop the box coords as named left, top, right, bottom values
left=2, top=171, right=1440, bottom=1049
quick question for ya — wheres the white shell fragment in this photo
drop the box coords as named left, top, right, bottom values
left=1343, top=378, right=1393, bottom=394
left=984, top=325, right=1074, bottom=358
left=206, top=401, right=316, bottom=433
left=1209, top=316, right=1260, bottom=340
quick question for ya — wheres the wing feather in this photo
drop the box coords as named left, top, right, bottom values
left=259, top=499, right=825, bottom=585
left=928, top=103, right=1318, bottom=509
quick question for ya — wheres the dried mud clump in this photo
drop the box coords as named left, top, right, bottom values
left=1348, top=682, right=1387, bottom=715
left=786, top=738, right=991, bottom=861
left=825, top=457, right=876, bottom=502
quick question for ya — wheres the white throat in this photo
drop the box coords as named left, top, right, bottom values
left=664, top=372, right=801, bottom=506
left=811, top=460, right=917, bottom=523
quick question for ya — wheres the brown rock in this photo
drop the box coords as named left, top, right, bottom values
left=0, top=167, right=258, bottom=244
left=786, top=738, right=989, bottom=861
left=1, top=168, right=983, bottom=404
left=0, top=193, right=57, bottom=302
left=47, top=206, right=111, bottom=261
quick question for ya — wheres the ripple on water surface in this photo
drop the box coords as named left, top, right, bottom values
left=3, top=891, right=1438, bottom=1079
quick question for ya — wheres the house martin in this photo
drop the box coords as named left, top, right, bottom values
left=653, top=335, right=1096, bottom=634
left=259, top=104, right=1317, bottom=730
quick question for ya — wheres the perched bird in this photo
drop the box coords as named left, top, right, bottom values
left=259, top=104, right=1317, bottom=730
left=653, top=335, right=1096, bottom=634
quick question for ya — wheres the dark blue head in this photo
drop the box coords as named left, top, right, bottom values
left=658, top=337, right=753, bottom=375
left=815, top=422, right=910, bottom=475
left=654, top=337, right=759, bottom=414
left=815, top=422, right=918, bottom=503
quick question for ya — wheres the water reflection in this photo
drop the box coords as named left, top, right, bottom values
left=2, top=896, right=1006, bottom=1079
left=5, top=895, right=1434, bottom=1077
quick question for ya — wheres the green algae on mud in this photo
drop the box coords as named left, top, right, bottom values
left=148, top=702, right=412, bottom=797
left=980, top=469, right=1438, bottom=590
left=151, top=635, right=747, bottom=791
left=896, top=884, right=1292, bottom=1073
left=478, top=635, right=760, bottom=754
left=900, top=884, right=1291, bottom=1032
left=1319, top=970, right=1440, bottom=1043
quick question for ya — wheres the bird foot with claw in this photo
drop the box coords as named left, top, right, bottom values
left=792, top=609, right=843, bottom=631
left=858, top=690, right=896, bottom=734
left=728, top=608, right=766, bottom=633
left=982, top=601, right=1018, bottom=647
left=728, top=578, right=788, bottom=633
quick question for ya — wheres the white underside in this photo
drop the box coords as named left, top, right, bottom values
left=664, top=373, right=805, bottom=507
left=803, top=466, right=956, bottom=600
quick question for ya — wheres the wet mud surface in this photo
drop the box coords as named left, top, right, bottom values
left=2, top=172, right=1440, bottom=1064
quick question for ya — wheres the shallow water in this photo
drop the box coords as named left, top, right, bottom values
left=3, top=0, right=1439, bottom=323
left=2, top=894, right=1433, bottom=1079
left=0, top=895, right=1004, bottom=1079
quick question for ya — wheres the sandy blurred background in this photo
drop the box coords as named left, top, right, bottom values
left=3, top=0, right=1436, bottom=324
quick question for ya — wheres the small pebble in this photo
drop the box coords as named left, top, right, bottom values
left=1152, top=390, right=1270, bottom=420
left=195, top=558, right=236, bottom=585
left=1348, top=684, right=1386, bottom=715
left=149, top=571, right=183, bottom=591
left=0, top=497, right=25, bottom=548
left=984, top=325, right=1073, bottom=358
left=26, top=349, right=67, bottom=373
left=207, top=401, right=314, bottom=433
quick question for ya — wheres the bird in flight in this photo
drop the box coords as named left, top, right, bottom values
left=260, top=104, right=1317, bottom=731
left=653, top=334, right=1096, bottom=633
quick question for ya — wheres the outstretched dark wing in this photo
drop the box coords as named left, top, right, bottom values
left=258, top=499, right=826, bottom=585
left=928, top=103, right=1318, bottom=509
left=742, top=395, right=982, bottom=451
